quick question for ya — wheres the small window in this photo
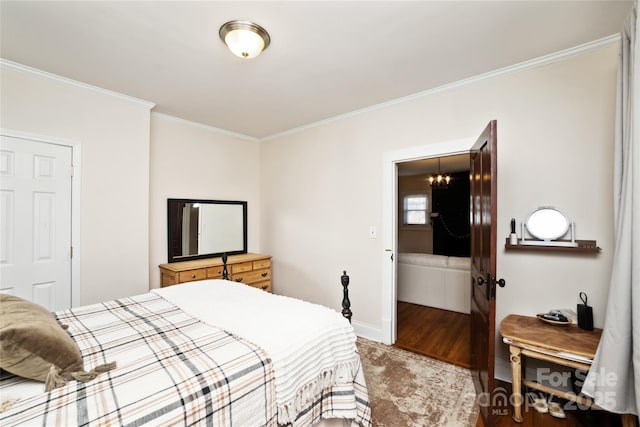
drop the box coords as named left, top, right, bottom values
left=403, top=194, right=429, bottom=225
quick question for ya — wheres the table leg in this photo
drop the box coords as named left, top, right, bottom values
left=621, top=414, right=637, bottom=427
left=509, top=345, right=523, bottom=423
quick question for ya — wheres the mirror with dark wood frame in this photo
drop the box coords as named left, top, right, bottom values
left=167, top=198, right=247, bottom=263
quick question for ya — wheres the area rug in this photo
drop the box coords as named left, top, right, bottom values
left=357, top=337, right=479, bottom=427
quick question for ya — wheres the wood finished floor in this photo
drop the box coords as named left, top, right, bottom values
left=395, top=301, right=470, bottom=368
left=395, top=302, right=627, bottom=427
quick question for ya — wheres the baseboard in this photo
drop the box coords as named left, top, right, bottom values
left=352, top=320, right=383, bottom=342
left=495, top=358, right=513, bottom=383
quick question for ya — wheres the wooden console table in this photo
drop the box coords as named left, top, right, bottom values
left=500, top=315, right=636, bottom=426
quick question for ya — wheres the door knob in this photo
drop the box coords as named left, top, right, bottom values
left=477, top=276, right=506, bottom=287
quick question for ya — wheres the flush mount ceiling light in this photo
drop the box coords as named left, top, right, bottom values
left=219, top=20, right=270, bottom=59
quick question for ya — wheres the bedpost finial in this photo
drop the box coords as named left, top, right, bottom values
left=222, top=252, right=229, bottom=280
left=341, top=270, right=352, bottom=323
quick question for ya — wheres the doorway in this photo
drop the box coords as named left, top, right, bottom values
left=394, top=154, right=471, bottom=368
left=381, top=137, right=475, bottom=345
left=0, top=129, right=81, bottom=309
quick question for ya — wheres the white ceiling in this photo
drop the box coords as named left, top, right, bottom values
left=0, top=1, right=633, bottom=140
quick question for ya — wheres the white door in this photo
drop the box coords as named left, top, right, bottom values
left=0, top=135, right=73, bottom=311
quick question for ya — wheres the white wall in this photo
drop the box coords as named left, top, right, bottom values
left=0, top=62, right=153, bottom=305
left=0, top=63, right=263, bottom=301
left=148, top=115, right=262, bottom=289
left=1, top=41, right=619, bottom=383
left=260, top=44, right=618, bottom=378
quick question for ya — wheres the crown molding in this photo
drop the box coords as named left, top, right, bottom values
left=1, top=32, right=621, bottom=142
left=0, top=58, right=156, bottom=109
left=151, top=112, right=260, bottom=143
left=261, top=33, right=621, bottom=142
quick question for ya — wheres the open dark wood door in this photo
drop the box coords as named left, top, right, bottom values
left=470, top=120, right=503, bottom=427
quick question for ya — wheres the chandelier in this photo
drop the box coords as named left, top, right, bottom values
left=428, top=158, right=450, bottom=188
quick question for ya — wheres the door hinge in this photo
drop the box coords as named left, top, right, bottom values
left=70, top=246, right=73, bottom=258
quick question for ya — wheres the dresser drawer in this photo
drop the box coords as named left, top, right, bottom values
left=178, top=268, right=207, bottom=283
left=249, top=281, right=271, bottom=292
left=207, top=265, right=224, bottom=279
left=232, top=268, right=270, bottom=285
left=231, top=261, right=253, bottom=273
left=253, top=259, right=271, bottom=269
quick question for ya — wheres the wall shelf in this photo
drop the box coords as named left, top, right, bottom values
left=504, top=238, right=601, bottom=253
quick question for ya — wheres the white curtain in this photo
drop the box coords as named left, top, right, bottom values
left=582, top=3, right=640, bottom=416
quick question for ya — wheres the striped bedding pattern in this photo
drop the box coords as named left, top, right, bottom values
left=154, top=280, right=372, bottom=427
left=0, top=288, right=372, bottom=426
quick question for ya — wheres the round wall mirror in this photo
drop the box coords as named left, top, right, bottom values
left=525, top=207, right=571, bottom=241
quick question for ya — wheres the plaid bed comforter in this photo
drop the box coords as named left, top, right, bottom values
left=1, top=290, right=372, bottom=427
left=0, top=293, right=277, bottom=426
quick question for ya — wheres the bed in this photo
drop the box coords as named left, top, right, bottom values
left=397, top=252, right=471, bottom=314
left=0, top=279, right=371, bottom=426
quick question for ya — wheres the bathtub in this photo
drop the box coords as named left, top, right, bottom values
left=397, top=252, right=471, bottom=314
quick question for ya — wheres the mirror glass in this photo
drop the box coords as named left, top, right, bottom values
left=167, top=199, right=247, bottom=262
left=525, top=207, right=570, bottom=241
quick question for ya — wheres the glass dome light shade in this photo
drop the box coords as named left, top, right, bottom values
left=219, top=21, right=270, bottom=59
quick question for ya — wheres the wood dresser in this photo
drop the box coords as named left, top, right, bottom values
left=159, top=253, right=272, bottom=292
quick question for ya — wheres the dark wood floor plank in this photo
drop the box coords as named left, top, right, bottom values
left=395, top=301, right=470, bottom=368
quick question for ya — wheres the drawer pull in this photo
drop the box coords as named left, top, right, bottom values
left=261, top=272, right=268, bottom=277
left=261, top=285, right=268, bottom=290
left=191, top=274, right=196, bottom=279
left=235, top=278, right=243, bottom=282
